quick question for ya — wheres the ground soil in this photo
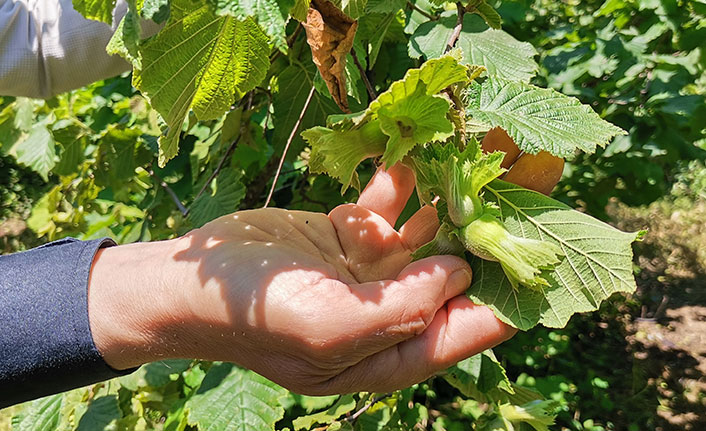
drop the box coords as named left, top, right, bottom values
left=627, top=278, right=706, bottom=430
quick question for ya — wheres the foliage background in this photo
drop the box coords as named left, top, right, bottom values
left=1, top=0, right=705, bottom=429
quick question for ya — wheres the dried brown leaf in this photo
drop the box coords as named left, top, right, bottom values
left=303, top=0, right=358, bottom=112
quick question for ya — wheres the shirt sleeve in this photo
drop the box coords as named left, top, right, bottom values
left=0, top=0, right=130, bottom=98
left=0, top=237, right=135, bottom=409
left=0, top=0, right=161, bottom=99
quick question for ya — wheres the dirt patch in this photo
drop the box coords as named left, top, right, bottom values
left=608, top=187, right=706, bottom=430
left=0, top=217, right=26, bottom=238
left=628, top=303, right=706, bottom=430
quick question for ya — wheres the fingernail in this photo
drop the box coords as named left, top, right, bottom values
left=448, top=267, right=472, bottom=291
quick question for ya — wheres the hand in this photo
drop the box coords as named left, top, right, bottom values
left=87, top=135, right=563, bottom=396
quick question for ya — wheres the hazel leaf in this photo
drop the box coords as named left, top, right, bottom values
left=467, top=179, right=641, bottom=330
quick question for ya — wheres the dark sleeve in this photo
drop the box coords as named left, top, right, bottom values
left=0, top=238, right=135, bottom=409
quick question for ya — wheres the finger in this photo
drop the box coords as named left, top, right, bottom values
left=314, top=296, right=515, bottom=394
left=357, top=163, right=416, bottom=226
left=399, top=205, right=439, bottom=251
left=317, top=256, right=472, bottom=355
left=481, top=127, right=521, bottom=169
left=329, top=203, right=412, bottom=282
left=396, top=296, right=516, bottom=373
left=503, top=151, right=564, bottom=195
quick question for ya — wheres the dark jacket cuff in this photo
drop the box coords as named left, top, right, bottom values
left=0, top=237, right=136, bottom=408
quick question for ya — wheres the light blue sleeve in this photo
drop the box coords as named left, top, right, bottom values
left=0, top=0, right=147, bottom=98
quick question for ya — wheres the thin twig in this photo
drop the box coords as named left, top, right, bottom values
left=263, top=85, right=316, bottom=208
left=351, top=49, right=377, bottom=101
left=444, top=3, right=465, bottom=53
left=345, top=393, right=393, bottom=423
left=407, top=1, right=437, bottom=20
left=187, top=134, right=242, bottom=216
left=148, top=168, right=188, bottom=216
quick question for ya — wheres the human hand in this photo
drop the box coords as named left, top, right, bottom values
left=87, top=133, right=563, bottom=395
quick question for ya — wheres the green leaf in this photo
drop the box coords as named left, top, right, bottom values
left=141, top=0, right=170, bottom=23
left=94, top=127, right=143, bottom=186
left=409, top=14, right=538, bottom=82
left=51, top=120, right=87, bottom=176
left=302, top=120, right=387, bottom=192
left=135, top=0, right=269, bottom=166
left=497, top=400, right=558, bottom=431
left=72, top=0, right=117, bottom=24
left=376, top=91, right=451, bottom=166
left=76, top=396, right=121, bottom=431
left=13, top=394, right=62, bottom=431
left=291, top=0, right=311, bottom=21
left=292, top=394, right=340, bottom=413
left=302, top=54, right=469, bottom=189
left=365, top=0, right=405, bottom=13
left=12, top=124, right=56, bottom=181
left=292, top=395, right=356, bottom=430
left=328, top=0, right=368, bottom=19
left=358, top=12, right=396, bottom=68
left=369, top=55, right=467, bottom=165
left=119, top=359, right=193, bottom=391
left=474, top=1, right=502, bottom=29
left=272, top=63, right=340, bottom=162
left=457, top=29, right=537, bottom=82
left=12, top=98, right=34, bottom=132
left=465, top=78, right=627, bottom=157
left=212, top=0, right=289, bottom=50
left=192, top=17, right=270, bottom=118
left=186, top=363, right=287, bottom=431
left=188, top=168, right=246, bottom=228
left=445, top=350, right=513, bottom=398
left=107, top=6, right=141, bottom=69
left=467, top=179, right=641, bottom=330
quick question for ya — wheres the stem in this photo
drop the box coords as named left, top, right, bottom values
left=351, top=49, right=377, bottom=101
left=263, top=85, right=316, bottom=208
left=345, top=393, right=392, bottom=423
left=406, top=1, right=437, bottom=21
left=148, top=168, right=188, bottom=217
left=444, top=2, right=465, bottom=53
left=187, top=134, right=242, bottom=216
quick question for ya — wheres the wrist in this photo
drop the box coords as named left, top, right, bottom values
left=87, top=238, right=187, bottom=370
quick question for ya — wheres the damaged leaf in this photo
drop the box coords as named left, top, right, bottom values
left=303, top=0, right=358, bottom=112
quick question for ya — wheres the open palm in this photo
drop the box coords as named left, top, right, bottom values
left=167, top=163, right=512, bottom=395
